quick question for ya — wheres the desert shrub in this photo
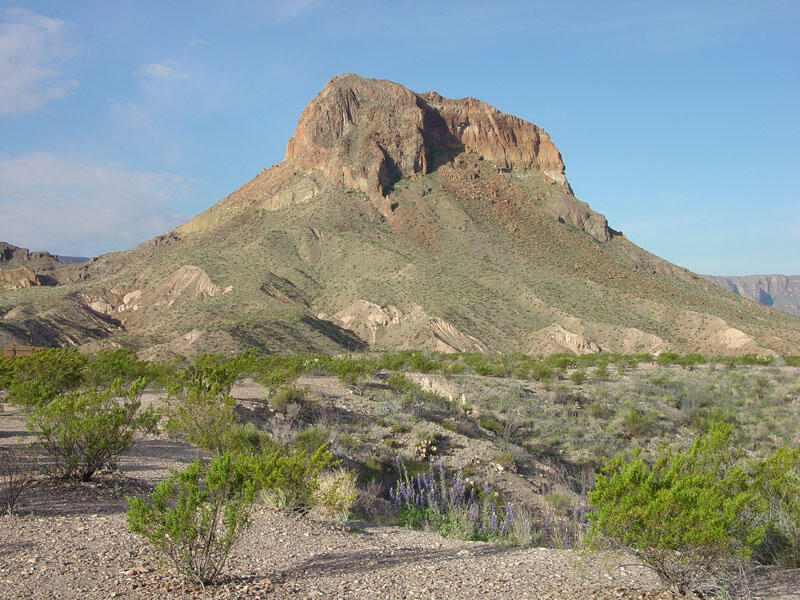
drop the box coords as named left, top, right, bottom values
left=718, top=354, right=774, bottom=368
left=171, top=354, right=239, bottom=397
left=619, top=407, right=659, bottom=438
left=223, top=423, right=275, bottom=456
left=390, top=458, right=514, bottom=542
left=492, top=451, right=515, bottom=471
left=295, top=425, right=331, bottom=456
left=126, top=452, right=258, bottom=586
left=312, top=468, right=357, bottom=520
left=588, top=422, right=766, bottom=595
left=783, top=355, right=800, bottom=367
left=478, top=416, right=504, bottom=435
left=569, top=370, right=586, bottom=384
left=166, top=388, right=237, bottom=455
left=270, top=385, right=307, bottom=412
left=251, top=444, right=336, bottom=512
left=6, top=379, right=57, bottom=409
left=0, top=356, right=14, bottom=391
left=84, top=348, right=150, bottom=388
left=26, top=378, right=157, bottom=482
left=754, top=446, right=800, bottom=567
left=386, top=372, right=414, bottom=391
left=326, top=356, right=376, bottom=387
left=0, top=447, right=36, bottom=516
left=529, top=362, right=554, bottom=382
left=5, top=348, right=88, bottom=407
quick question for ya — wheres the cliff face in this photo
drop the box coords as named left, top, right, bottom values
left=704, top=274, right=800, bottom=317
left=285, top=74, right=570, bottom=217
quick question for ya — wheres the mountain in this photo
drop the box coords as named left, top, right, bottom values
left=704, top=274, right=800, bottom=317
left=2, top=74, right=800, bottom=357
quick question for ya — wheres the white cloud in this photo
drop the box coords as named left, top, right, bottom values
left=0, top=153, right=192, bottom=256
left=135, top=59, right=188, bottom=81
left=0, top=7, right=78, bottom=115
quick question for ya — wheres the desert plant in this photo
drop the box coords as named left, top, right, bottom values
left=312, top=468, right=357, bottom=520
left=5, top=348, right=87, bottom=405
left=126, top=452, right=258, bottom=586
left=754, top=445, right=800, bottom=567
left=165, top=387, right=237, bottom=455
left=84, top=348, right=150, bottom=389
left=588, top=422, right=766, bottom=595
left=270, top=385, right=307, bottom=412
left=250, top=444, right=336, bottom=512
left=0, top=447, right=36, bottom=515
left=295, top=425, right=331, bottom=456
left=26, top=378, right=157, bottom=481
left=390, top=458, right=514, bottom=542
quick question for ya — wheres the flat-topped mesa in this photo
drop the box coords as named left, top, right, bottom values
left=285, top=74, right=570, bottom=216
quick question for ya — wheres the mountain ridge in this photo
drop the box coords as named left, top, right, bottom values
left=2, top=74, right=800, bottom=357
left=704, top=274, right=800, bottom=317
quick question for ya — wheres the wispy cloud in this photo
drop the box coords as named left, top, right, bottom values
left=0, top=153, right=191, bottom=256
left=0, top=7, right=78, bottom=115
left=135, top=59, right=188, bottom=82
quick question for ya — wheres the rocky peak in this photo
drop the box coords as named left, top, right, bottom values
left=285, top=74, right=570, bottom=216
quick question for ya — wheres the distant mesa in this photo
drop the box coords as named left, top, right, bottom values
left=2, top=74, right=800, bottom=356
left=704, top=274, right=800, bottom=317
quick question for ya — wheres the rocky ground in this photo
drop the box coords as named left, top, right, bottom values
left=2, top=392, right=799, bottom=600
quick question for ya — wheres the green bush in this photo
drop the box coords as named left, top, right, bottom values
left=84, top=349, right=150, bottom=388
left=126, top=452, right=258, bottom=585
left=270, top=385, right=307, bottom=412
left=166, top=388, right=238, bottom=455
left=782, top=355, right=800, bottom=367
left=588, top=422, right=766, bottom=594
left=0, top=357, right=13, bottom=391
left=248, top=444, right=336, bottom=512
left=295, top=425, right=330, bottom=456
left=478, top=416, right=504, bottom=435
left=27, top=378, right=157, bottom=481
left=754, top=446, right=800, bottom=567
left=6, top=348, right=87, bottom=406
left=569, top=370, right=586, bottom=384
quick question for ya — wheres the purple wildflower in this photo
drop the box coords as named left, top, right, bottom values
left=544, top=512, right=551, bottom=548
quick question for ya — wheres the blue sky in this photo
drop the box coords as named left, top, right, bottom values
left=1, top=1, right=798, bottom=275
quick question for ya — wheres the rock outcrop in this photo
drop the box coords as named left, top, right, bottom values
left=285, top=74, right=570, bottom=217
left=704, top=274, right=800, bottom=317
left=0, top=266, right=41, bottom=290
left=330, top=300, right=486, bottom=353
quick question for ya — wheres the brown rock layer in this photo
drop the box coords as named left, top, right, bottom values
left=285, top=74, right=569, bottom=216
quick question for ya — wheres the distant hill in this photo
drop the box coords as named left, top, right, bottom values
left=704, top=274, right=800, bottom=317
left=2, top=74, right=800, bottom=357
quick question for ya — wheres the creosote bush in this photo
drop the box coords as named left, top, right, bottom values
left=26, top=378, right=157, bottom=482
left=0, top=447, right=36, bottom=516
left=127, top=452, right=257, bottom=586
left=588, top=422, right=767, bottom=595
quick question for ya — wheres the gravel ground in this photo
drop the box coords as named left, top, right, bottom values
left=2, top=401, right=799, bottom=600
left=2, top=489, right=799, bottom=600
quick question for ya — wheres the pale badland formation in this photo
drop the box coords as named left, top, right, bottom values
left=2, top=73, right=800, bottom=356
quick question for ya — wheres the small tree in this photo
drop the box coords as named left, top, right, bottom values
left=588, top=422, right=766, bottom=595
left=126, top=453, right=257, bottom=586
left=26, top=378, right=156, bottom=481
